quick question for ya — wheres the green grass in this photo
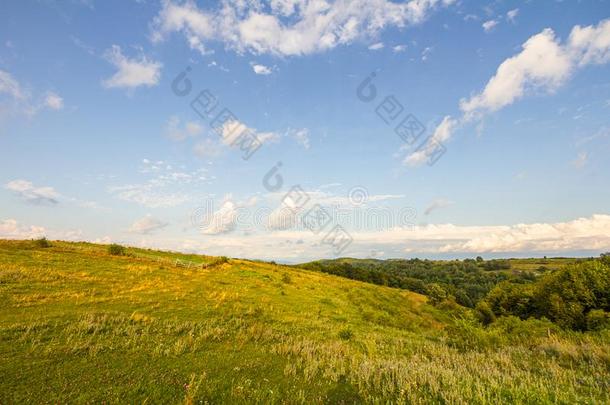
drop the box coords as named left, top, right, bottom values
left=0, top=239, right=608, bottom=404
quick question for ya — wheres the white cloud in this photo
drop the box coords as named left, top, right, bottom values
left=102, top=45, right=162, bottom=89
left=404, top=18, right=610, bottom=166
left=568, top=19, right=610, bottom=66
left=151, top=0, right=456, bottom=57
left=128, top=215, right=168, bottom=234
left=572, top=151, right=588, bottom=169
left=44, top=92, right=64, bottom=110
left=218, top=119, right=280, bottom=146
left=403, top=116, right=456, bottom=166
left=252, top=63, right=272, bottom=75
left=0, top=219, right=46, bottom=239
left=5, top=179, right=60, bottom=205
left=392, top=44, right=407, bottom=53
left=201, top=199, right=238, bottom=235
left=482, top=19, right=498, bottom=32
left=166, top=115, right=203, bottom=141
left=430, top=215, right=610, bottom=253
left=506, top=8, right=519, bottom=23
left=266, top=204, right=298, bottom=231
left=368, top=42, right=384, bottom=50
left=460, top=28, right=572, bottom=118
left=125, top=214, right=610, bottom=261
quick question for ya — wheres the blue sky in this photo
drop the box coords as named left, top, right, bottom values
left=1, top=0, right=610, bottom=262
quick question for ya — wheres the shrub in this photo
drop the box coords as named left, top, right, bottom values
left=586, top=310, right=610, bottom=331
left=108, top=244, right=126, bottom=256
left=34, top=237, right=51, bottom=248
left=475, top=301, right=496, bottom=325
left=281, top=273, right=292, bottom=284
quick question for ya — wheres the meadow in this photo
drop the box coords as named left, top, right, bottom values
left=0, top=239, right=608, bottom=404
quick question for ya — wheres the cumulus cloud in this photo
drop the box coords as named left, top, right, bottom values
left=128, top=215, right=168, bottom=234
left=102, top=45, right=162, bottom=89
left=392, top=44, right=407, bottom=53
left=482, top=19, right=498, bottom=32
left=0, top=219, right=82, bottom=241
left=150, top=0, right=456, bottom=57
left=431, top=215, right=610, bottom=253
left=218, top=119, right=280, bottom=146
left=0, top=219, right=46, bottom=239
left=404, top=18, right=610, bottom=166
left=266, top=204, right=298, bottom=231
left=5, top=180, right=60, bottom=205
left=368, top=42, right=384, bottom=50
left=251, top=63, right=272, bottom=75
left=460, top=28, right=572, bottom=118
left=125, top=214, right=610, bottom=261
left=201, top=200, right=239, bottom=235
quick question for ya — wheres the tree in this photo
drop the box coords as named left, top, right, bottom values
left=426, top=283, right=447, bottom=305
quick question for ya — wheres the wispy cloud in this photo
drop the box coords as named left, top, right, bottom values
left=0, top=70, right=64, bottom=118
left=424, top=199, right=454, bottom=215
left=5, top=179, right=60, bottom=205
left=165, top=115, right=203, bottom=141
left=572, top=151, right=588, bottom=169
left=506, top=8, right=519, bottom=23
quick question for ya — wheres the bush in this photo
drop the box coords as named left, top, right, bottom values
left=108, top=244, right=126, bottom=256
left=475, top=301, right=496, bottom=325
left=483, top=259, right=512, bottom=271
left=34, top=237, right=51, bottom=248
left=586, top=310, right=610, bottom=331
left=281, top=273, right=292, bottom=284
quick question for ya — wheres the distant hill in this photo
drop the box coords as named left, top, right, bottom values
left=0, top=239, right=608, bottom=403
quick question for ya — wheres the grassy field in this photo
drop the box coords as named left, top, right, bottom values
left=0, top=239, right=608, bottom=404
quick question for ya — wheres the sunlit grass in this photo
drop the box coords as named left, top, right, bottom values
left=0, top=239, right=608, bottom=403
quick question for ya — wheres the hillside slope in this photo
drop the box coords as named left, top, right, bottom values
left=0, top=240, right=608, bottom=404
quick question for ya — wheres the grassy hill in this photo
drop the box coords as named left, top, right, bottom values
left=0, top=240, right=608, bottom=403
